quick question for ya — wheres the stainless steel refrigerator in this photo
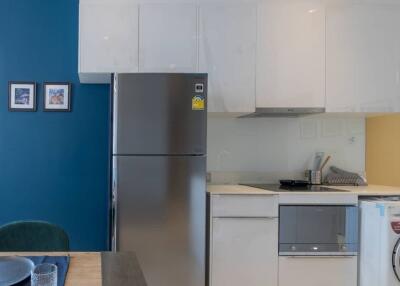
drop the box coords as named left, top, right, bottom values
left=111, top=73, right=207, bottom=286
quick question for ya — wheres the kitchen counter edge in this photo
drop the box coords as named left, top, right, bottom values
left=207, top=184, right=400, bottom=196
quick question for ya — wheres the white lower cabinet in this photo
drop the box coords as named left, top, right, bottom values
left=278, top=256, right=357, bottom=286
left=210, top=217, right=278, bottom=286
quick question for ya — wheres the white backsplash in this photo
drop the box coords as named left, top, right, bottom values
left=207, top=114, right=366, bottom=184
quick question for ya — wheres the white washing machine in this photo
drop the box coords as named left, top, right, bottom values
left=359, top=197, right=400, bottom=286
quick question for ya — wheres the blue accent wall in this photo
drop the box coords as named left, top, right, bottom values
left=0, top=0, right=110, bottom=250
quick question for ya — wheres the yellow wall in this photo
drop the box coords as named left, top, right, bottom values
left=366, top=114, right=400, bottom=187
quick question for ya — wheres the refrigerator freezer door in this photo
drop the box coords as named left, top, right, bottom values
left=113, top=73, right=207, bottom=155
left=114, top=155, right=206, bottom=286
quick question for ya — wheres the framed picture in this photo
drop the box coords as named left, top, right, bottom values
left=8, top=81, right=37, bottom=111
left=44, top=82, right=71, bottom=112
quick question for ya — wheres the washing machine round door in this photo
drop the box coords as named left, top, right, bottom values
left=393, top=239, right=400, bottom=281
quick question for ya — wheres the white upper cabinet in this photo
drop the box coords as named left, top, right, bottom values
left=199, top=2, right=257, bottom=113
left=326, top=1, right=400, bottom=112
left=138, top=3, right=198, bottom=73
left=79, top=1, right=139, bottom=83
left=256, top=0, right=326, bottom=108
left=78, top=0, right=400, bottom=114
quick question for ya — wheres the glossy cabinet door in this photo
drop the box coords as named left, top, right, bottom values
left=79, top=1, right=139, bottom=83
left=211, top=217, right=278, bottom=286
left=199, top=3, right=257, bottom=113
left=279, top=256, right=357, bottom=286
left=326, top=1, right=400, bottom=112
left=256, top=0, right=326, bottom=108
left=138, top=3, right=198, bottom=73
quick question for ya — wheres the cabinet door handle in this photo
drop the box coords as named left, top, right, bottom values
left=213, top=216, right=278, bottom=219
left=284, top=255, right=355, bottom=259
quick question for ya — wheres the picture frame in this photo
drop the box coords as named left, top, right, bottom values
left=8, top=81, right=37, bottom=111
left=43, top=82, right=71, bottom=112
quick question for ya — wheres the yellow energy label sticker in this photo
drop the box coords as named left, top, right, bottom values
left=192, top=95, right=205, bottom=110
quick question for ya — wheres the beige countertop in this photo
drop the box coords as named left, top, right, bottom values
left=207, top=184, right=400, bottom=196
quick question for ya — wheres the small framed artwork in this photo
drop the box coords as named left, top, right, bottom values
left=8, top=81, right=37, bottom=111
left=44, top=82, right=71, bottom=112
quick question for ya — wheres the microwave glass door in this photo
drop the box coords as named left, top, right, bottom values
left=279, top=205, right=358, bottom=255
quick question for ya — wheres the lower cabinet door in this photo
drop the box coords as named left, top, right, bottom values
left=279, top=256, right=357, bottom=286
left=211, top=217, right=278, bottom=286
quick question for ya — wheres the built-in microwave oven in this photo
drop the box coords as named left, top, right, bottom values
left=279, top=205, right=359, bottom=256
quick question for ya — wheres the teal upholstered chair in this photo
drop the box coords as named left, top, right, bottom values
left=0, top=221, right=69, bottom=252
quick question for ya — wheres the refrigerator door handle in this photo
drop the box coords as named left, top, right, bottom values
left=112, top=74, right=119, bottom=155
left=111, top=157, right=118, bottom=252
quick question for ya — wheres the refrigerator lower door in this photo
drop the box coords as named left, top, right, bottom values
left=113, top=155, right=206, bottom=286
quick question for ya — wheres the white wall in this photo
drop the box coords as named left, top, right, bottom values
left=207, top=115, right=365, bottom=184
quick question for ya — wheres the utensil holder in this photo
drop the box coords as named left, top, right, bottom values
left=306, top=170, right=322, bottom=185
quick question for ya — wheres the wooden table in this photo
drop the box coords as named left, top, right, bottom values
left=0, top=252, right=147, bottom=286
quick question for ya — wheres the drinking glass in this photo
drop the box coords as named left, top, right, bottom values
left=31, top=263, right=57, bottom=286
